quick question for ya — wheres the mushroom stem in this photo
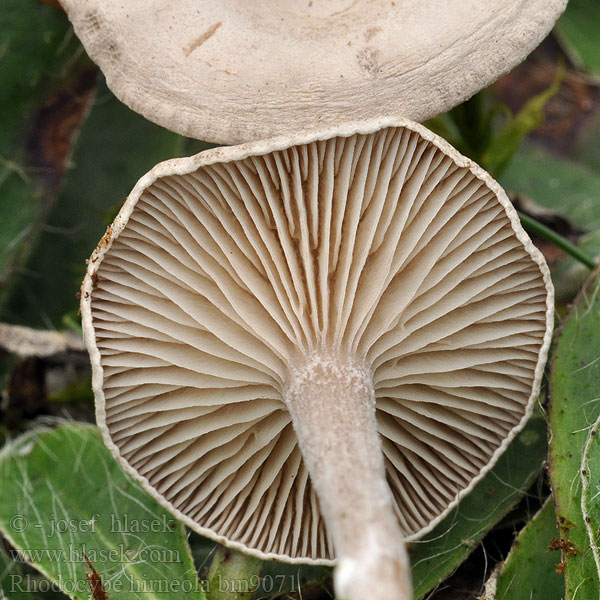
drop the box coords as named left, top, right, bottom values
left=285, top=353, right=413, bottom=600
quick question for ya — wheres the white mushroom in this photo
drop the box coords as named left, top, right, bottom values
left=59, top=0, right=567, bottom=144
left=81, top=118, right=553, bottom=600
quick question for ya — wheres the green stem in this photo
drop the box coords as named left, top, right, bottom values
left=206, top=545, right=263, bottom=600
left=518, top=211, right=597, bottom=270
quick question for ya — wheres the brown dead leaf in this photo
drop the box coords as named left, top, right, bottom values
left=26, top=67, right=98, bottom=190
left=83, top=553, right=109, bottom=600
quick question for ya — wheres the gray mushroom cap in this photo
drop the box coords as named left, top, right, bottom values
left=60, top=0, right=567, bottom=144
left=81, top=117, right=553, bottom=600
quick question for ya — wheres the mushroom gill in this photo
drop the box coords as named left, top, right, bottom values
left=82, top=119, right=553, bottom=600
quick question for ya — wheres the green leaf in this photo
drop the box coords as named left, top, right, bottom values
left=1, top=77, right=213, bottom=328
left=549, top=266, right=600, bottom=598
left=517, top=211, right=596, bottom=271
left=500, top=142, right=600, bottom=231
left=205, top=546, right=262, bottom=600
left=482, top=64, right=564, bottom=178
left=501, top=144, right=600, bottom=302
left=410, top=409, right=548, bottom=599
left=571, top=109, right=600, bottom=176
left=552, top=230, right=600, bottom=304
left=426, top=92, right=509, bottom=165
left=0, top=423, right=205, bottom=600
left=494, top=497, right=564, bottom=600
left=0, top=2, right=214, bottom=327
left=0, top=1, right=96, bottom=303
left=581, top=415, right=600, bottom=580
left=0, top=543, right=31, bottom=600
left=556, top=0, right=600, bottom=80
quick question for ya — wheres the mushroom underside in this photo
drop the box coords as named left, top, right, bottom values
left=84, top=122, right=551, bottom=573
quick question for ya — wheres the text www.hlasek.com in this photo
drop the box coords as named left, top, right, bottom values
left=11, top=543, right=180, bottom=564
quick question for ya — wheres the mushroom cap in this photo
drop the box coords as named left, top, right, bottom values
left=81, top=117, right=553, bottom=564
left=61, top=0, right=566, bottom=144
